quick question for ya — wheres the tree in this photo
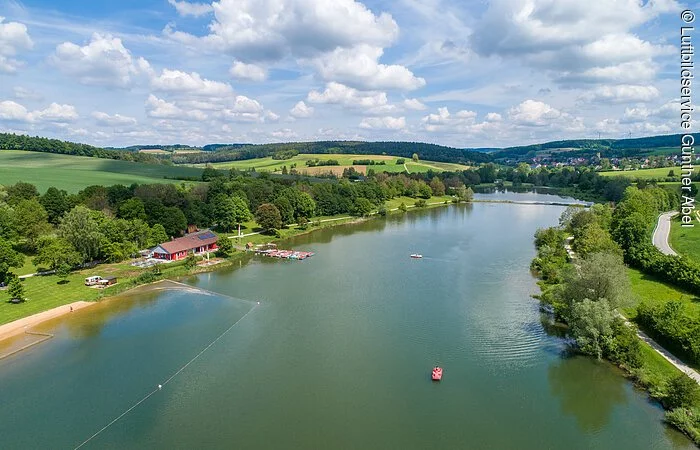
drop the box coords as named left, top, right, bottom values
left=6, top=182, right=39, bottom=205
left=118, top=198, right=147, bottom=221
left=666, top=374, right=700, bottom=409
left=216, top=236, right=234, bottom=257
left=212, top=194, right=250, bottom=232
left=0, top=238, right=24, bottom=284
left=354, top=197, right=373, bottom=216
left=33, top=237, right=81, bottom=276
left=274, top=196, right=294, bottom=225
left=159, top=206, right=188, bottom=237
left=573, top=223, right=621, bottom=257
left=7, top=277, right=25, bottom=302
left=40, top=187, right=69, bottom=224
left=184, top=254, right=198, bottom=269
left=429, top=177, right=446, bottom=196
left=398, top=202, right=407, bottom=212
left=564, top=252, right=631, bottom=313
left=569, top=299, right=615, bottom=359
left=13, top=199, right=51, bottom=250
left=417, top=182, right=432, bottom=199
left=412, top=153, right=419, bottom=162
left=148, top=224, right=169, bottom=247
left=255, top=203, right=282, bottom=232
left=58, top=206, right=104, bottom=263
left=454, top=184, right=474, bottom=202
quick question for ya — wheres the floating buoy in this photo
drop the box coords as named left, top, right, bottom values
left=158, top=384, right=162, bottom=390
left=257, top=301, right=260, bottom=305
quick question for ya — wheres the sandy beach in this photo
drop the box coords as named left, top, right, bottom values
left=0, top=301, right=93, bottom=343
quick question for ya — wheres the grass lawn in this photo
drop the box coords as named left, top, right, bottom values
left=13, top=254, right=39, bottom=277
left=599, top=166, right=680, bottom=180
left=199, top=153, right=469, bottom=175
left=623, top=268, right=699, bottom=320
left=669, top=215, right=700, bottom=262
left=0, top=150, right=204, bottom=192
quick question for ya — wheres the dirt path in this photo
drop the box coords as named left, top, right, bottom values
left=0, top=301, right=93, bottom=343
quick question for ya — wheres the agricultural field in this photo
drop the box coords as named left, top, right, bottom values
left=598, top=166, right=680, bottom=180
left=199, top=153, right=470, bottom=175
left=0, top=150, right=203, bottom=192
left=669, top=215, right=700, bottom=262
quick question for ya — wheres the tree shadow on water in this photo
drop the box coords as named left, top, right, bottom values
left=548, top=355, right=628, bottom=433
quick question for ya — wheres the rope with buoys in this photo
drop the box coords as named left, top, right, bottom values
left=74, top=302, right=259, bottom=449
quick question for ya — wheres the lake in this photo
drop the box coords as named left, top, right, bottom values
left=0, top=194, right=693, bottom=449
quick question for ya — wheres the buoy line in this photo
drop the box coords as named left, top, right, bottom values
left=74, top=302, right=259, bottom=449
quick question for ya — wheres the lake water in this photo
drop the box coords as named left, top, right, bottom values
left=0, top=195, right=693, bottom=449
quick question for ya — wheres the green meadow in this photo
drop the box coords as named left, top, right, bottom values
left=598, top=166, right=680, bottom=180
left=0, top=150, right=203, bottom=192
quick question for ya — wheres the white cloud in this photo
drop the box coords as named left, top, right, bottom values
left=51, top=33, right=147, bottom=87
left=403, top=98, right=426, bottom=110
left=32, top=103, right=79, bottom=122
left=290, top=101, right=314, bottom=118
left=165, top=0, right=399, bottom=61
left=150, top=69, right=233, bottom=97
left=0, top=100, right=29, bottom=121
left=0, top=100, right=78, bottom=123
left=0, top=17, right=33, bottom=73
left=167, top=0, right=213, bottom=17
left=145, top=94, right=206, bottom=121
left=229, top=61, right=267, bottom=82
left=485, top=112, right=502, bottom=122
left=508, top=100, right=563, bottom=127
left=578, top=85, right=660, bottom=104
left=92, top=111, right=138, bottom=126
left=359, top=116, right=406, bottom=130
left=470, top=0, right=676, bottom=87
left=307, top=82, right=389, bottom=111
left=309, top=44, right=425, bottom=91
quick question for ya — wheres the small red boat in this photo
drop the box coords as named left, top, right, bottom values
left=432, top=366, right=443, bottom=381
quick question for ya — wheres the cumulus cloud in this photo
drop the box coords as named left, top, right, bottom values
left=0, top=100, right=78, bottom=123
left=290, top=101, right=314, bottom=118
left=150, top=69, right=233, bottom=96
left=403, top=98, right=426, bottom=110
left=359, top=116, right=406, bottom=130
left=308, top=45, right=425, bottom=91
left=167, top=0, right=213, bottom=17
left=51, top=33, right=148, bottom=87
left=145, top=94, right=207, bottom=120
left=307, top=82, right=389, bottom=111
left=92, top=111, right=138, bottom=126
left=470, top=0, right=676, bottom=86
left=0, top=17, right=33, bottom=73
left=508, top=100, right=567, bottom=126
left=229, top=61, right=267, bottom=81
left=578, top=84, right=660, bottom=104
left=165, top=0, right=398, bottom=61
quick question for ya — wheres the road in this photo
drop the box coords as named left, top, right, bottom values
left=652, top=211, right=678, bottom=256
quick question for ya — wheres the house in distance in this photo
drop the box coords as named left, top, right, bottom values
left=153, top=230, right=219, bottom=261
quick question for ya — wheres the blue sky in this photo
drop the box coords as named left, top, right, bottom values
left=0, top=0, right=696, bottom=147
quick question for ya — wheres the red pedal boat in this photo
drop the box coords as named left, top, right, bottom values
left=432, top=366, right=443, bottom=381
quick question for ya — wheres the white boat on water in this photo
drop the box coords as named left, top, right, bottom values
left=410, top=254, right=423, bottom=259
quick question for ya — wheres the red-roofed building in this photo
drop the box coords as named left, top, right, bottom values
left=152, top=230, right=219, bottom=261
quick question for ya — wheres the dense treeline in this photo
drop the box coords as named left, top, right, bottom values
left=0, top=133, right=166, bottom=165
left=172, top=141, right=493, bottom=165
left=0, top=170, right=473, bottom=284
left=494, top=133, right=700, bottom=160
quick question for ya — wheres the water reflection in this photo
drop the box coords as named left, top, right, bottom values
left=548, top=355, right=627, bottom=432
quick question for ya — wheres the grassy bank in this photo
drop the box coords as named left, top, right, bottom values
left=670, top=215, right=700, bottom=262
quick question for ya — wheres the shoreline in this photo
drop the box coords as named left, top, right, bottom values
left=0, top=301, right=93, bottom=343
left=0, top=196, right=579, bottom=346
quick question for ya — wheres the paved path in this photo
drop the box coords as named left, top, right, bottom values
left=567, top=234, right=700, bottom=383
left=652, top=211, right=678, bottom=256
